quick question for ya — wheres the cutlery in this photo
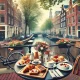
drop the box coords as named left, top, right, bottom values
left=53, top=70, right=60, bottom=77
left=55, top=69, right=64, bottom=77
left=49, top=70, right=56, bottom=78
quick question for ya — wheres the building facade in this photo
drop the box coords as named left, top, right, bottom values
left=60, top=5, right=68, bottom=37
left=0, top=0, right=22, bottom=41
left=52, top=11, right=61, bottom=36
left=66, top=0, right=80, bottom=38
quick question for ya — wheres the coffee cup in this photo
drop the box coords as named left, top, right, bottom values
left=46, top=61, right=54, bottom=68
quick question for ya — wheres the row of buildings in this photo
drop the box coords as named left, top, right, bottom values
left=0, top=0, right=22, bottom=41
left=52, top=0, right=80, bottom=38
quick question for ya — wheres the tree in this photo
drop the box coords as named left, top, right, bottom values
left=38, top=0, right=80, bottom=9
left=20, top=0, right=41, bottom=37
left=38, top=0, right=65, bottom=9
left=41, top=19, right=53, bottom=34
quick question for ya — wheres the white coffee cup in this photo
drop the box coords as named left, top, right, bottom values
left=46, top=61, right=54, bottom=68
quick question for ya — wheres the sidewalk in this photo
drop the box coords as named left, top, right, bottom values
left=0, top=68, right=14, bottom=74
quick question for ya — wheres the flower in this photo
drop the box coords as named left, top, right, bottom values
left=56, top=38, right=71, bottom=44
left=8, top=40, right=23, bottom=46
left=34, top=42, right=49, bottom=52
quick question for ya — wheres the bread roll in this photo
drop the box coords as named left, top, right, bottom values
left=35, top=65, right=46, bottom=72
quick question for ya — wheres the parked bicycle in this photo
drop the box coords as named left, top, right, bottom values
left=0, top=48, right=24, bottom=70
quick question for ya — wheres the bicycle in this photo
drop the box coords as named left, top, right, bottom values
left=0, top=47, right=24, bottom=70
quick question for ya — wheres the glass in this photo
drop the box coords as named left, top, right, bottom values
left=34, top=52, right=39, bottom=59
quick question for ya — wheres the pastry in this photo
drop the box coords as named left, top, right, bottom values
left=18, top=60, right=25, bottom=65
left=22, top=56, right=29, bottom=60
left=23, top=67, right=29, bottom=73
left=22, top=64, right=35, bottom=73
left=58, top=56, right=64, bottom=61
left=28, top=64, right=35, bottom=70
left=35, top=65, right=46, bottom=72
left=29, top=69, right=39, bottom=75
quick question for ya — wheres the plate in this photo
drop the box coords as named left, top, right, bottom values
left=16, top=63, right=26, bottom=67
left=44, top=63, right=56, bottom=69
left=57, top=63, right=72, bottom=71
left=32, top=60, right=41, bottom=65
left=53, top=59, right=68, bottom=63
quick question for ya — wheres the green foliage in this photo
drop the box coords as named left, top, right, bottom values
left=41, top=19, right=53, bottom=31
left=38, top=0, right=65, bottom=9
left=20, top=0, right=41, bottom=36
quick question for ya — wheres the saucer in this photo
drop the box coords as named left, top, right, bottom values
left=44, top=62, right=56, bottom=69
left=32, top=60, right=41, bottom=64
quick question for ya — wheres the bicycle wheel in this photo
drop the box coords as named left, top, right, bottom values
left=7, top=51, right=24, bottom=70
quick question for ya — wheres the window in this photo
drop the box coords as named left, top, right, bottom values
left=78, top=6, right=80, bottom=11
left=78, top=26, right=80, bottom=30
left=0, top=3, right=5, bottom=10
left=72, top=16, right=75, bottom=23
left=62, top=10, right=63, bottom=13
left=8, top=16, right=10, bottom=24
left=63, top=22, right=66, bottom=27
left=11, top=10, right=13, bottom=16
left=69, top=18, right=71, bottom=23
left=64, top=17, right=65, bottom=20
left=0, top=26, right=5, bottom=30
left=78, top=16, right=80, bottom=22
left=72, top=26, right=75, bottom=35
left=61, top=23, right=63, bottom=27
left=8, top=7, right=10, bottom=14
left=0, top=14, right=4, bottom=23
left=11, top=18, right=14, bottom=25
left=69, top=27, right=71, bottom=34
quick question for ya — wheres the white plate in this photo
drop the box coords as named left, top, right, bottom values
left=57, top=63, right=72, bottom=71
left=16, top=63, right=26, bottom=67
left=44, top=63, right=56, bottom=68
left=31, top=60, right=41, bottom=64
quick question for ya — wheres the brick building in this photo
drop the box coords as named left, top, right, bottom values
left=66, top=0, right=80, bottom=38
left=0, top=0, right=22, bottom=41
left=52, top=11, right=61, bottom=35
left=60, top=5, right=68, bottom=37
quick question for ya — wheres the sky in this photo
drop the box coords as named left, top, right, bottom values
left=13, top=0, right=69, bottom=31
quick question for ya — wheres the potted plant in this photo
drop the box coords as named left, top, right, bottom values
left=56, top=38, right=71, bottom=48
left=8, top=40, right=23, bottom=50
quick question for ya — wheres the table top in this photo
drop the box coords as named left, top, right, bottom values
left=14, top=60, right=72, bottom=80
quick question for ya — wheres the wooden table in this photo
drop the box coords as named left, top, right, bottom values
left=14, top=60, right=72, bottom=80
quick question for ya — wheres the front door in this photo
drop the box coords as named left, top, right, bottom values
left=0, top=31, right=5, bottom=41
